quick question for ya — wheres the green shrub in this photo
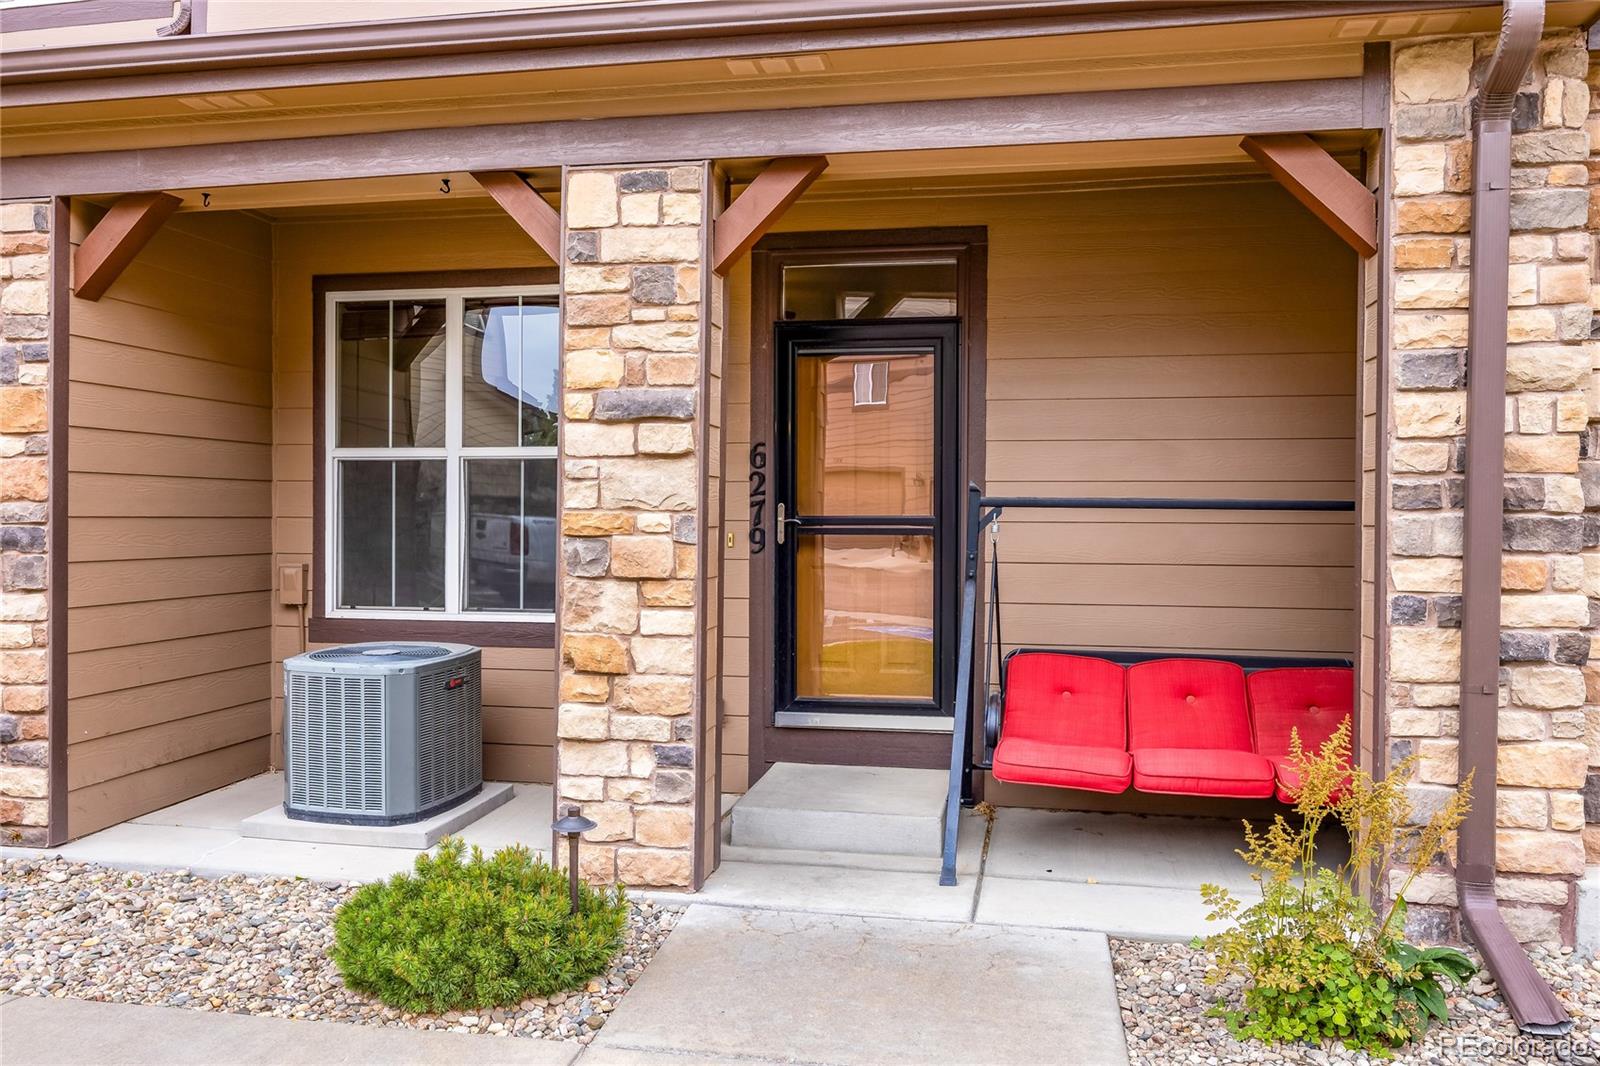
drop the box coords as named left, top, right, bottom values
left=1198, top=718, right=1476, bottom=1055
left=331, top=838, right=627, bottom=1013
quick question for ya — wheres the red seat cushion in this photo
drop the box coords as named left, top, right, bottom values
left=1127, top=658, right=1252, bottom=751
left=1248, top=667, right=1354, bottom=803
left=1132, top=748, right=1276, bottom=798
left=1001, top=653, right=1127, bottom=749
left=993, top=653, right=1130, bottom=793
left=993, top=738, right=1132, bottom=793
left=1247, top=667, right=1354, bottom=760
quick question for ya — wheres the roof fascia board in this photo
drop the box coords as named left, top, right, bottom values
left=0, top=0, right=1495, bottom=107
left=0, top=75, right=1367, bottom=200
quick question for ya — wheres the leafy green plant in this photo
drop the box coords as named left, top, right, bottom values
left=1198, top=717, right=1475, bottom=1054
left=332, top=838, right=627, bottom=1013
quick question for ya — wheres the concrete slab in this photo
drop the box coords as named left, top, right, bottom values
left=48, top=823, right=241, bottom=872
left=593, top=905, right=1128, bottom=1066
left=454, top=784, right=554, bottom=854
left=730, top=763, right=946, bottom=857
left=985, top=808, right=1259, bottom=892
left=13, top=784, right=552, bottom=884
left=191, top=836, right=432, bottom=881
left=240, top=782, right=516, bottom=849
left=975, top=875, right=1224, bottom=941
left=131, top=773, right=286, bottom=830
left=694, top=859, right=976, bottom=923
left=0, top=997, right=579, bottom=1066
left=579, top=1049, right=790, bottom=1066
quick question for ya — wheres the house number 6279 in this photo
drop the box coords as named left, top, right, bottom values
left=748, top=443, right=768, bottom=555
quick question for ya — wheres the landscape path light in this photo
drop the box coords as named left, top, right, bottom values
left=551, top=805, right=597, bottom=916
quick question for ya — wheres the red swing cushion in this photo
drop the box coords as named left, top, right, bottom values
left=1247, top=667, right=1354, bottom=803
left=1128, top=747, right=1278, bottom=798
left=992, top=653, right=1131, bottom=793
left=1127, top=658, right=1274, bottom=798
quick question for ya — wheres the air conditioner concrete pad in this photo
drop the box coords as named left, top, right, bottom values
left=239, top=782, right=516, bottom=850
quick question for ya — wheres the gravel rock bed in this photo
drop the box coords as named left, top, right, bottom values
left=0, top=856, right=680, bottom=1044
left=1114, top=937, right=1600, bottom=1065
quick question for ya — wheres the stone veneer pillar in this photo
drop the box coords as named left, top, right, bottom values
left=1385, top=31, right=1593, bottom=946
left=556, top=163, right=713, bottom=888
left=1586, top=41, right=1600, bottom=871
left=0, top=200, right=54, bottom=847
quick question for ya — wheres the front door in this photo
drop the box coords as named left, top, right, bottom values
left=773, top=319, right=960, bottom=731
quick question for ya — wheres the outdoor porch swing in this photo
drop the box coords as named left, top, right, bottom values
left=938, top=484, right=1357, bottom=886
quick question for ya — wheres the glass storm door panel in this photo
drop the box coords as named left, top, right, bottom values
left=775, top=320, right=958, bottom=724
left=794, top=532, right=935, bottom=700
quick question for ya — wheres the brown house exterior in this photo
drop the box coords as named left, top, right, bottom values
left=3, top=0, right=1600, bottom=983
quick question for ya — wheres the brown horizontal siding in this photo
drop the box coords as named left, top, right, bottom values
left=718, top=177, right=1356, bottom=804
left=69, top=666, right=269, bottom=744
left=67, top=556, right=271, bottom=608
left=69, top=740, right=271, bottom=839
left=66, top=208, right=276, bottom=839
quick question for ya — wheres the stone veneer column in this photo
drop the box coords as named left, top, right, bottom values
left=0, top=201, right=54, bottom=847
left=1385, top=32, right=1593, bottom=946
left=1586, top=42, right=1600, bottom=869
left=556, top=163, right=712, bottom=888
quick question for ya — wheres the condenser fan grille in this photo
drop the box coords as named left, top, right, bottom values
left=286, top=673, right=385, bottom=812
left=307, top=643, right=451, bottom=664
left=417, top=668, right=481, bottom=809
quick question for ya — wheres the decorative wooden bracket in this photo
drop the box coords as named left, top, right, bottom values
left=712, top=156, right=828, bottom=275
left=1240, top=134, right=1377, bottom=258
left=72, top=191, right=182, bottom=301
left=471, top=171, right=562, bottom=263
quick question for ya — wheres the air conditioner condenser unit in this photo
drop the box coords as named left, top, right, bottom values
left=281, top=642, right=482, bottom=825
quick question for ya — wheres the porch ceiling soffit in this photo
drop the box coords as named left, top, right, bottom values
left=0, top=1, right=1505, bottom=107
left=469, top=170, right=562, bottom=261
left=0, top=76, right=1369, bottom=200
left=1239, top=133, right=1377, bottom=257
left=713, top=156, right=830, bottom=276
left=71, top=190, right=181, bottom=301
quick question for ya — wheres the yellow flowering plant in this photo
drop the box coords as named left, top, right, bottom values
left=1198, top=717, right=1475, bottom=1053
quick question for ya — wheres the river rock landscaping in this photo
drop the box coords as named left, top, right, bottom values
left=0, top=856, right=679, bottom=1043
left=1114, top=937, right=1600, bottom=1065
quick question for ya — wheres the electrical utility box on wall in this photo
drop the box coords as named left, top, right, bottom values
left=281, top=642, right=482, bottom=825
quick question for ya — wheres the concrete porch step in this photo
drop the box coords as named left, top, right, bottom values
left=728, top=763, right=948, bottom=858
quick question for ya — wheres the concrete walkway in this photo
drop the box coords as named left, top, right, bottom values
left=0, top=904, right=1130, bottom=1066
left=586, top=906, right=1128, bottom=1065
left=0, top=997, right=579, bottom=1066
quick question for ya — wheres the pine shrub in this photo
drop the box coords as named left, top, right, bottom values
left=331, top=838, right=627, bottom=1013
left=1199, top=718, right=1476, bottom=1054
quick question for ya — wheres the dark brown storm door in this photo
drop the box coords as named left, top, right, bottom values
left=773, top=319, right=960, bottom=731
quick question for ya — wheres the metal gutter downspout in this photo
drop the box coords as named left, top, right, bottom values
left=1457, top=0, right=1572, bottom=1035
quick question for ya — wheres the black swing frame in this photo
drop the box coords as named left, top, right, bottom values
left=938, top=483, right=1357, bottom=886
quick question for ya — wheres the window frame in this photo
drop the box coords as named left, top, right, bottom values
left=322, top=282, right=559, bottom=626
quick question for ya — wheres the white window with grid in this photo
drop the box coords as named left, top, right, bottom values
left=323, top=286, right=559, bottom=622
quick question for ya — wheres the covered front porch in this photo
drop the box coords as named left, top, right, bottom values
left=26, top=109, right=1376, bottom=884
